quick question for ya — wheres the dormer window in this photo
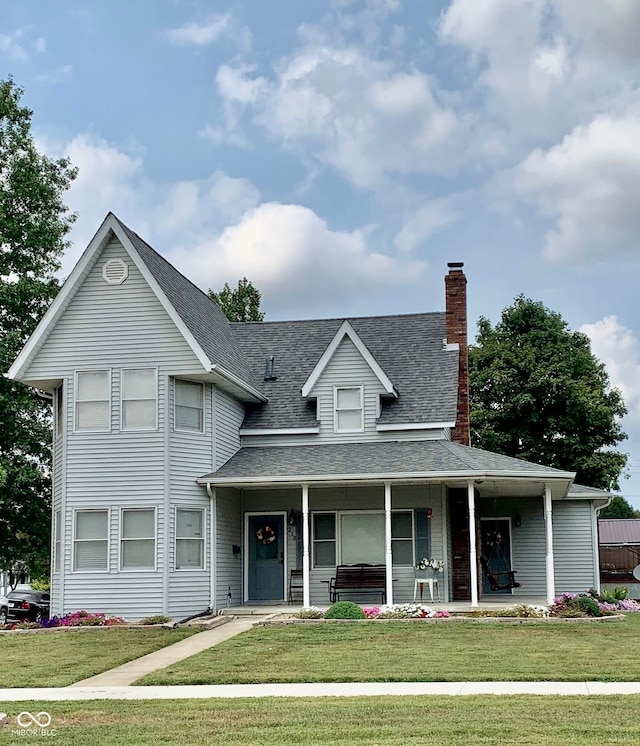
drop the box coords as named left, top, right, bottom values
left=334, top=386, right=364, bottom=433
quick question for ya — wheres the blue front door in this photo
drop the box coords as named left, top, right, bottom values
left=248, top=514, right=285, bottom=601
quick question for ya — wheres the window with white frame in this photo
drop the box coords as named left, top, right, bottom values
left=74, top=510, right=108, bottom=571
left=175, top=379, right=204, bottom=432
left=312, top=510, right=414, bottom=567
left=121, top=368, right=157, bottom=430
left=55, top=384, right=64, bottom=438
left=334, top=386, right=364, bottom=433
left=313, top=513, right=336, bottom=567
left=54, top=509, right=61, bottom=573
left=120, top=509, right=156, bottom=570
left=176, top=509, right=204, bottom=569
left=75, top=370, right=110, bottom=431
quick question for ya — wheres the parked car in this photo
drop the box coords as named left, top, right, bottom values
left=0, top=595, right=8, bottom=625
left=6, top=590, right=50, bottom=622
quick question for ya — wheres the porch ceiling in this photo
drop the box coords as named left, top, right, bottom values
left=200, top=440, right=576, bottom=499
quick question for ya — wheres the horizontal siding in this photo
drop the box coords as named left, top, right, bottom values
left=168, top=381, right=213, bottom=617
left=63, top=500, right=164, bottom=621
left=242, top=483, right=445, bottom=605
left=553, top=501, right=598, bottom=594
left=240, top=427, right=447, bottom=448
left=24, top=238, right=205, bottom=378
left=215, top=388, right=244, bottom=468
left=215, top=488, right=243, bottom=608
left=311, top=336, right=388, bottom=443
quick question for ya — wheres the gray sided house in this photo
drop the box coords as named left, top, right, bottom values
left=8, top=213, right=610, bottom=619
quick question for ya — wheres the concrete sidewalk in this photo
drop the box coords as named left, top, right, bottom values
left=68, top=617, right=257, bottom=687
left=3, top=681, right=640, bottom=701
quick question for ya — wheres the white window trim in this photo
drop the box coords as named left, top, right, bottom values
left=119, top=507, right=157, bottom=572
left=312, top=511, right=337, bottom=569
left=174, top=379, right=205, bottom=434
left=72, top=508, right=110, bottom=573
left=311, top=509, right=414, bottom=569
left=333, top=385, right=364, bottom=434
left=120, top=367, right=158, bottom=431
left=174, top=507, right=206, bottom=571
left=73, top=369, right=112, bottom=433
left=53, top=509, right=61, bottom=574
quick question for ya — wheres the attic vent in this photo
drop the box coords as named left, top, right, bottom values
left=264, top=356, right=277, bottom=381
left=102, top=258, right=128, bottom=285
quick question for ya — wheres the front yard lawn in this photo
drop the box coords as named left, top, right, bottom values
left=1, top=696, right=640, bottom=745
left=138, top=614, right=640, bottom=685
left=1, top=627, right=198, bottom=687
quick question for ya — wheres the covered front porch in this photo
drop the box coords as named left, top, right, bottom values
left=199, top=440, right=602, bottom=612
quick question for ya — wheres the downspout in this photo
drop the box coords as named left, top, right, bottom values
left=206, top=483, right=217, bottom=613
left=593, top=496, right=612, bottom=595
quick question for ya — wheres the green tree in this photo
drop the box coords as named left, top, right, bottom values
left=599, top=495, right=639, bottom=520
left=0, top=78, right=77, bottom=576
left=208, top=277, right=265, bottom=322
left=469, top=296, right=627, bottom=491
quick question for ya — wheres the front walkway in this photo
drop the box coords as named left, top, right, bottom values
left=2, top=681, right=640, bottom=701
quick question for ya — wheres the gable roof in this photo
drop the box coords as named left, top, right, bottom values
left=233, top=313, right=459, bottom=429
left=301, top=320, right=397, bottom=398
left=8, top=213, right=264, bottom=402
left=199, top=440, right=574, bottom=492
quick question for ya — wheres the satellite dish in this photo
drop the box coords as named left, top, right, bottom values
left=633, top=565, right=640, bottom=582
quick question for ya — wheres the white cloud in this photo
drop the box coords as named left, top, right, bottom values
left=512, top=113, right=640, bottom=262
left=44, top=134, right=420, bottom=316
left=581, top=315, right=640, bottom=426
left=0, top=29, right=29, bottom=63
left=214, top=46, right=459, bottom=188
left=167, top=14, right=251, bottom=51
left=32, top=37, right=46, bottom=53
left=439, top=0, right=640, bottom=137
left=394, top=197, right=460, bottom=253
left=167, top=202, right=426, bottom=315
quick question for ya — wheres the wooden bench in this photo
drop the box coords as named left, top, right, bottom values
left=328, top=564, right=387, bottom=603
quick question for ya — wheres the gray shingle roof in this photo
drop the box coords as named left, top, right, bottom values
left=233, top=314, right=459, bottom=429
left=115, top=217, right=257, bottom=389
left=199, top=440, right=572, bottom=483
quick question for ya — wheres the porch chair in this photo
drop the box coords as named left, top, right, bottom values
left=480, top=556, right=521, bottom=591
left=288, top=569, right=303, bottom=603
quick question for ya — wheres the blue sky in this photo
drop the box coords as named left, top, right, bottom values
left=3, top=0, right=640, bottom=505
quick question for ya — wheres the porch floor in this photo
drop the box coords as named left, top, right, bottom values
left=223, top=597, right=549, bottom=616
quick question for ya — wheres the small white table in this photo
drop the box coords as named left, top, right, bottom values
left=413, top=576, right=440, bottom=603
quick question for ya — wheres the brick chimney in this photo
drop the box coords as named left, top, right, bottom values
left=445, top=262, right=470, bottom=446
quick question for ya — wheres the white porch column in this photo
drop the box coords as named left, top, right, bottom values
left=384, top=482, right=393, bottom=606
left=467, top=480, right=479, bottom=607
left=302, top=484, right=310, bottom=608
left=544, top=483, right=555, bottom=605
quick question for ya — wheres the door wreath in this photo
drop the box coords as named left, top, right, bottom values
left=256, top=525, right=277, bottom=545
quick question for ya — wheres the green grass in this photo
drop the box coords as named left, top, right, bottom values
left=2, top=696, right=640, bottom=745
left=1, top=627, right=198, bottom=687
left=138, top=614, right=640, bottom=685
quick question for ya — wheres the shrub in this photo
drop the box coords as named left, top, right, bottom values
left=324, top=601, right=366, bottom=620
left=139, top=615, right=172, bottom=625
left=29, top=577, right=50, bottom=591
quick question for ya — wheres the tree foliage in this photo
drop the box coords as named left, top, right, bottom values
left=599, top=495, right=639, bottom=520
left=0, top=78, right=77, bottom=575
left=208, top=277, right=265, bottom=322
left=469, top=296, right=627, bottom=491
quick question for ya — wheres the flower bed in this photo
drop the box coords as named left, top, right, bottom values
left=1, top=610, right=128, bottom=631
left=296, top=603, right=451, bottom=620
